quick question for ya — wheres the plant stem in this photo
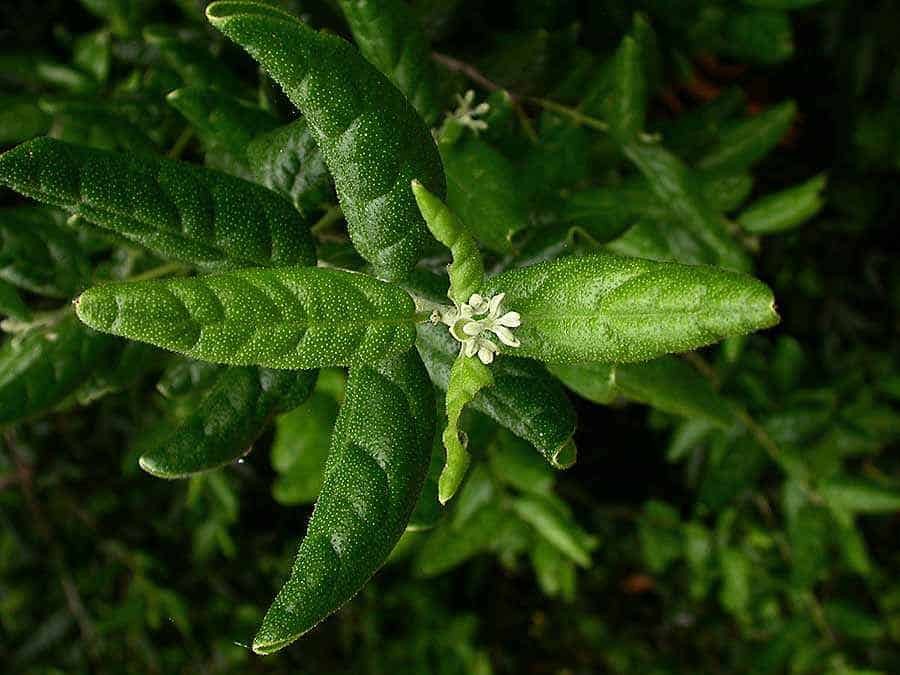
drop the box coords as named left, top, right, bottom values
left=529, top=97, right=609, bottom=132
left=129, top=261, right=189, bottom=282
left=167, top=127, right=194, bottom=160
left=310, top=205, right=344, bottom=236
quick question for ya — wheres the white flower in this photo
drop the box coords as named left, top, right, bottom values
left=449, top=90, right=490, bottom=134
left=435, top=292, right=521, bottom=365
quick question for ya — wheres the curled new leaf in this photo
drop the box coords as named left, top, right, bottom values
left=439, top=355, right=493, bottom=504
left=411, top=180, right=483, bottom=306
left=253, top=350, right=434, bottom=654
left=140, top=367, right=318, bottom=479
left=75, top=267, right=418, bottom=369
left=0, top=137, right=315, bottom=271
left=207, top=0, right=446, bottom=281
left=481, top=253, right=779, bottom=364
left=0, top=312, right=114, bottom=425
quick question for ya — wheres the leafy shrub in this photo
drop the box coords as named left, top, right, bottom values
left=1, top=0, right=898, bottom=672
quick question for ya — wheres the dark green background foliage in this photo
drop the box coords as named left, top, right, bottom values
left=1, top=0, right=899, bottom=673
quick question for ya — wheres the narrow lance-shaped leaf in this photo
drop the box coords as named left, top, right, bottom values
left=0, top=279, right=30, bottom=321
left=336, top=0, right=443, bottom=125
left=602, top=35, right=648, bottom=143
left=253, top=350, right=434, bottom=654
left=75, top=267, right=418, bottom=369
left=549, top=356, right=735, bottom=428
left=412, top=180, right=483, bottom=305
left=416, top=321, right=577, bottom=468
left=143, top=25, right=244, bottom=92
left=0, top=312, right=115, bottom=426
left=698, top=101, right=797, bottom=174
left=511, top=494, right=597, bottom=568
left=481, top=253, right=779, bottom=364
left=0, top=207, right=90, bottom=298
left=247, top=119, right=334, bottom=218
left=140, top=367, right=318, bottom=479
left=738, top=174, right=827, bottom=234
left=439, top=355, right=493, bottom=504
left=207, top=0, right=446, bottom=281
left=0, top=137, right=315, bottom=270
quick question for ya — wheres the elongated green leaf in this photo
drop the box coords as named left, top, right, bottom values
left=246, top=119, right=334, bottom=218
left=738, top=174, right=827, bottom=234
left=623, top=140, right=749, bottom=270
left=140, top=367, right=317, bottom=478
left=0, top=312, right=114, bottom=425
left=698, top=436, right=768, bottom=510
left=0, top=137, right=315, bottom=270
left=820, top=479, right=900, bottom=515
left=0, top=96, right=51, bottom=144
left=412, top=180, right=483, bottom=305
left=719, top=8, right=794, bottom=66
left=549, top=356, right=734, bottom=427
left=166, top=86, right=279, bottom=161
left=0, top=279, right=30, bottom=321
left=253, top=350, right=434, bottom=654
left=531, top=537, right=576, bottom=601
left=0, top=207, right=90, bottom=298
left=439, top=355, right=493, bottom=504
left=440, top=136, right=529, bottom=253
left=416, top=322, right=576, bottom=468
left=487, top=429, right=554, bottom=496
left=511, top=494, right=596, bottom=568
left=207, top=0, right=446, bottom=281
left=482, top=253, right=778, bottom=364
left=603, top=36, right=647, bottom=142
left=41, top=101, right=158, bottom=154
left=271, top=369, right=344, bottom=505
left=75, top=267, right=418, bottom=369
left=414, top=502, right=507, bottom=577
left=699, top=101, right=797, bottom=174
left=336, top=0, right=443, bottom=125
left=144, top=25, right=244, bottom=92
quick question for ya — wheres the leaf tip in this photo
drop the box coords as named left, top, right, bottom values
left=551, top=437, right=577, bottom=469
left=74, top=287, right=117, bottom=333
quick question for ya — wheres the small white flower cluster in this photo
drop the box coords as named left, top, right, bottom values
left=450, top=90, right=490, bottom=134
left=432, top=293, right=521, bottom=365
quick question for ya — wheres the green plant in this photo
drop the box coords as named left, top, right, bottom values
left=2, top=1, right=899, bottom=672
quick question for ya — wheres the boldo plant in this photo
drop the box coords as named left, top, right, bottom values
left=8, top=0, right=862, bottom=661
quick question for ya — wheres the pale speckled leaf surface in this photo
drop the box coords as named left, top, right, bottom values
left=140, top=366, right=318, bottom=478
left=206, top=0, right=445, bottom=280
left=482, top=253, right=779, bottom=364
left=253, top=349, right=434, bottom=654
left=0, top=137, right=315, bottom=271
left=75, top=267, right=418, bottom=369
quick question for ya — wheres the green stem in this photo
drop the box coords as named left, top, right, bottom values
left=310, top=205, right=344, bottom=236
left=167, top=127, right=194, bottom=160
left=129, top=261, right=189, bottom=282
left=529, top=97, right=610, bottom=132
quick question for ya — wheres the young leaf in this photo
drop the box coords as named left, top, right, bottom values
left=336, top=0, right=443, bottom=125
left=623, top=140, right=749, bottom=270
left=820, top=479, right=900, bottom=515
left=143, top=25, right=244, bottom=92
left=439, top=355, right=493, bottom=504
left=698, top=101, right=797, bottom=174
left=411, top=180, right=483, bottom=306
left=738, top=174, right=827, bottom=234
left=481, top=253, right=779, bottom=364
left=0, top=279, right=30, bottom=321
left=511, top=494, right=596, bottom=568
left=246, top=119, right=334, bottom=218
left=139, top=367, right=318, bottom=479
left=549, top=356, right=735, bottom=428
left=602, top=35, right=648, bottom=142
left=0, top=96, right=51, bottom=144
left=0, top=207, right=90, bottom=298
left=0, top=137, right=316, bottom=271
left=0, top=313, right=114, bottom=426
left=207, top=0, right=446, bottom=281
left=440, top=136, right=530, bottom=253
left=75, top=267, right=418, bottom=369
left=253, top=350, right=434, bottom=654
left=487, top=429, right=554, bottom=496
left=416, top=322, right=577, bottom=468
left=414, top=502, right=507, bottom=577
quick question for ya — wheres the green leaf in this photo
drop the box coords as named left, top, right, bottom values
left=698, top=101, right=797, bottom=174
left=0, top=208, right=90, bottom=299
left=638, top=500, right=683, bottom=573
left=439, top=355, right=493, bottom=504
left=738, top=174, right=827, bottom=234
left=143, top=25, right=244, bottom=92
left=73, top=30, right=111, bottom=84
left=820, top=479, right=900, bottom=515
left=253, top=350, right=434, bottom=654
left=487, top=428, right=554, bottom=496
left=139, top=367, right=317, bottom=478
left=531, top=538, right=576, bottom=601
left=416, top=322, right=576, bottom=468
left=414, top=502, right=507, bottom=577
left=0, top=313, right=114, bottom=426
left=0, top=280, right=30, bottom=321
left=719, top=548, right=751, bottom=616
left=602, top=35, right=648, bottom=142
left=719, top=8, right=794, bottom=66
left=246, top=119, right=334, bottom=218
left=207, top=0, right=446, bottom=281
left=0, top=96, right=51, bottom=144
left=549, top=356, right=734, bottom=427
left=440, top=136, right=530, bottom=253
left=40, top=100, right=158, bottom=154
left=271, top=370, right=344, bottom=505
left=411, top=180, right=483, bottom=306
left=698, top=436, right=768, bottom=510
left=511, top=493, right=596, bottom=568
left=336, top=0, right=443, bottom=125
left=482, top=253, right=779, bottom=364
left=0, top=137, right=316, bottom=271
left=75, top=266, right=418, bottom=369
left=623, top=140, right=749, bottom=270
left=166, top=86, right=279, bottom=162
left=407, top=432, right=446, bottom=530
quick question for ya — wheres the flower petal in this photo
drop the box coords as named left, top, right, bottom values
left=477, top=347, right=495, bottom=365
left=488, top=293, right=506, bottom=318
left=491, top=325, right=519, bottom=347
left=496, top=311, right=521, bottom=328
left=463, top=339, right=478, bottom=357
left=462, top=320, right=483, bottom=337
